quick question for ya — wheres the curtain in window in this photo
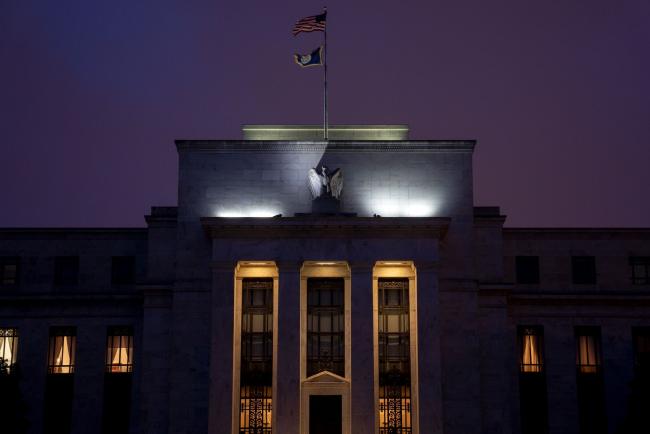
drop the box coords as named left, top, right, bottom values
left=522, top=335, right=542, bottom=372
left=577, top=334, right=600, bottom=374
left=50, top=335, right=75, bottom=373
left=107, top=335, right=133, bottom=372
left=0, top=332, right=17, bottom=366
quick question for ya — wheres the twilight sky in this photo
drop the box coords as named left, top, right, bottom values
left=1, top=0, right=649, bottom=227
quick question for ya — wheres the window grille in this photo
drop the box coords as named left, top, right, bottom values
left=48, top=327, right=76, bottom=374
left=307, top=277, right=344, bottom=378
left=240, top=278, right=273, bottom=434
left=0, top=257, right=19, bottom=286
left=106, top=327, right=134, bottom=373
left=519, top=327, right=544, bottom=373
left=378, top=278, right=412, bottom=434
left=575, top=328, right=601, bottom=374
left=630, top=257, right=650, bottom=285
left=0, top=328, right=18, bottom=373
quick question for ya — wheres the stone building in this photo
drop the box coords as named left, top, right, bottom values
left=0, top=125, right=649, bottom=434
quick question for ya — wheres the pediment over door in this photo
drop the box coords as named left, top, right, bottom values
left=304, top=370, right=349, bottom=384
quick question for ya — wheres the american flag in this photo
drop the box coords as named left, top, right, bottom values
left=292, top=11, right=327, bottom=36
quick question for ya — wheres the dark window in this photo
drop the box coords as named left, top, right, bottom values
left=54, top=256, right=79, bottom=286
left=44, top=327, right=76, bottom=434
left=516, top=256, right=540, bottom=284
left=102, top=326, right=134, bottom=434
left=0, top=328, right=19, bottom=373
left=633, top=328, right=650, bottom=375
left=111, top=256, right=136, bottom=286
left=239, top=278, right=273, bottom=434
left=630, top=257, right=650, bottom=285
left=572, top=256, right=596, bottom=285
left=307, top=277, right=344, bottom=378
left=575, top=327, right=606, bottom=434
left=0, top=257, right=20, bottom=286
left=378, top=278, right=412, bottom=434
left=518, top=326, right=548, bottom=434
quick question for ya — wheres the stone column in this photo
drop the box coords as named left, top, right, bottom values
left=207, top=262, right=236, bottom=434
left=546, top=321, right=579, bottom=434
left=71, top=324, right=105, bottom=434
left=276, top=262, right=301, bottom=434
left=140, top=287, right=172, bottom=434
left=350, top=262, right=375, bottom=434
left=18, top=321, right=48, bottom=434
left=415, top=261, right=444, bottom=434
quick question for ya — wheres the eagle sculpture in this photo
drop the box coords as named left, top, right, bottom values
left=308, top=165, right=343, bottom=200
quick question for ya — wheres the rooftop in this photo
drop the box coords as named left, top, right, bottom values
left=241, top=124, right=409, bottom=141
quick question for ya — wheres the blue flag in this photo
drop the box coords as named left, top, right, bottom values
left=294, top=46, right=323, bottom=68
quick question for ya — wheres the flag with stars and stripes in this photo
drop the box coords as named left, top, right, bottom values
left=292, top=11, right=327, bottom=36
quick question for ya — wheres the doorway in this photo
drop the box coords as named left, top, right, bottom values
left=309, top=395, right=342, bottom=434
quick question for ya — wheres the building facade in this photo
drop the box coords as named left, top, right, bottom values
left=1, top=125, right=649, bottom=434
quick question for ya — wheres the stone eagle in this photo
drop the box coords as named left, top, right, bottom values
left=308, top=166, right=343, bottom=200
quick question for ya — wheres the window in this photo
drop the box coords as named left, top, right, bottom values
left=45, top=327, right=76, bottom=434
left=576, top=327, right=602, bottom=374
left=520, top=327, right=544, bottom=373
left=239, top=278, right=273, bottom=434
left=111, top=256, right=136, bottom=286
left=103, top=326, right=134, bottom=434
left=633, top=327, right=650, bottom=375
left=54, top=256, right=79, bottom=286
left=378, top=278, right=412, bottom=434
left=630, top=257, right=650, bottom=285
left=106, top=327, right=133, bottom=373
left=518, top=326, right=548, bottom=434
left=1, top=257, right=20, bottom=286
left=572, top=256, right=596, bottom=285
left=0, top=328, right=19, bottom=373
left=575, top=327, right=606, bottom=434
left=516, top=256, right=540, bottom=284
left=47, top=327, right=76, bottom=374
left=307, top=277, right=344, bottom=378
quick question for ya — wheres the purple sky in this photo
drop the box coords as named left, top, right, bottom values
left=1, top=0, right=649, bottom=227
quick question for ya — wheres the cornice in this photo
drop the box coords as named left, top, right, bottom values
left=175, top=140, right=476, bottom=153
left=200, top=216, right=450, bottom=240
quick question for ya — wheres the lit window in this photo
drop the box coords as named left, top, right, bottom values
left=239, top=278, right=273, bottom=434
left=106, top=327, right=133, bottom=373
left=307, top=277, right=344, bottom=377
left=520, top=327, right=544, bottom=373
left=0, top=328, right=19, bottom=372
left=0, top=257, right=20, bottom=286
left=378, top=278, right=412, bottom=434
left=630, top=257, right=650, bottom=285
left=48, top=327, right=76, bottom=374
left=576, top=328, right=601, bottom=374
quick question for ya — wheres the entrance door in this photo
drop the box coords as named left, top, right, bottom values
left=309, top=395, right=342, bottom=434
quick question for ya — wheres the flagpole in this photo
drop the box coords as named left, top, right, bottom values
left=323, top=6, right=328, bottom=140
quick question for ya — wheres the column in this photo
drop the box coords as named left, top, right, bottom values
left=350, top=262, right=375, bottom=434
left=207, top=262, right=236, bottom=434
left=415, top=261, right=444, bottom=434
left=276, top=262, right=301, bottom=434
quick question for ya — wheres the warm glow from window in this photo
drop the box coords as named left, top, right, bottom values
left=521, top=331, right=543, bottom=373
left=106, top=333, right=134, bottom=373
left=0, top=328, right=18, bottom=372
left=378, top=398, right=412, bottom=431
left=576, top=334, right=600, bottom=374
left=48, top=333, right=76, bottom=374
